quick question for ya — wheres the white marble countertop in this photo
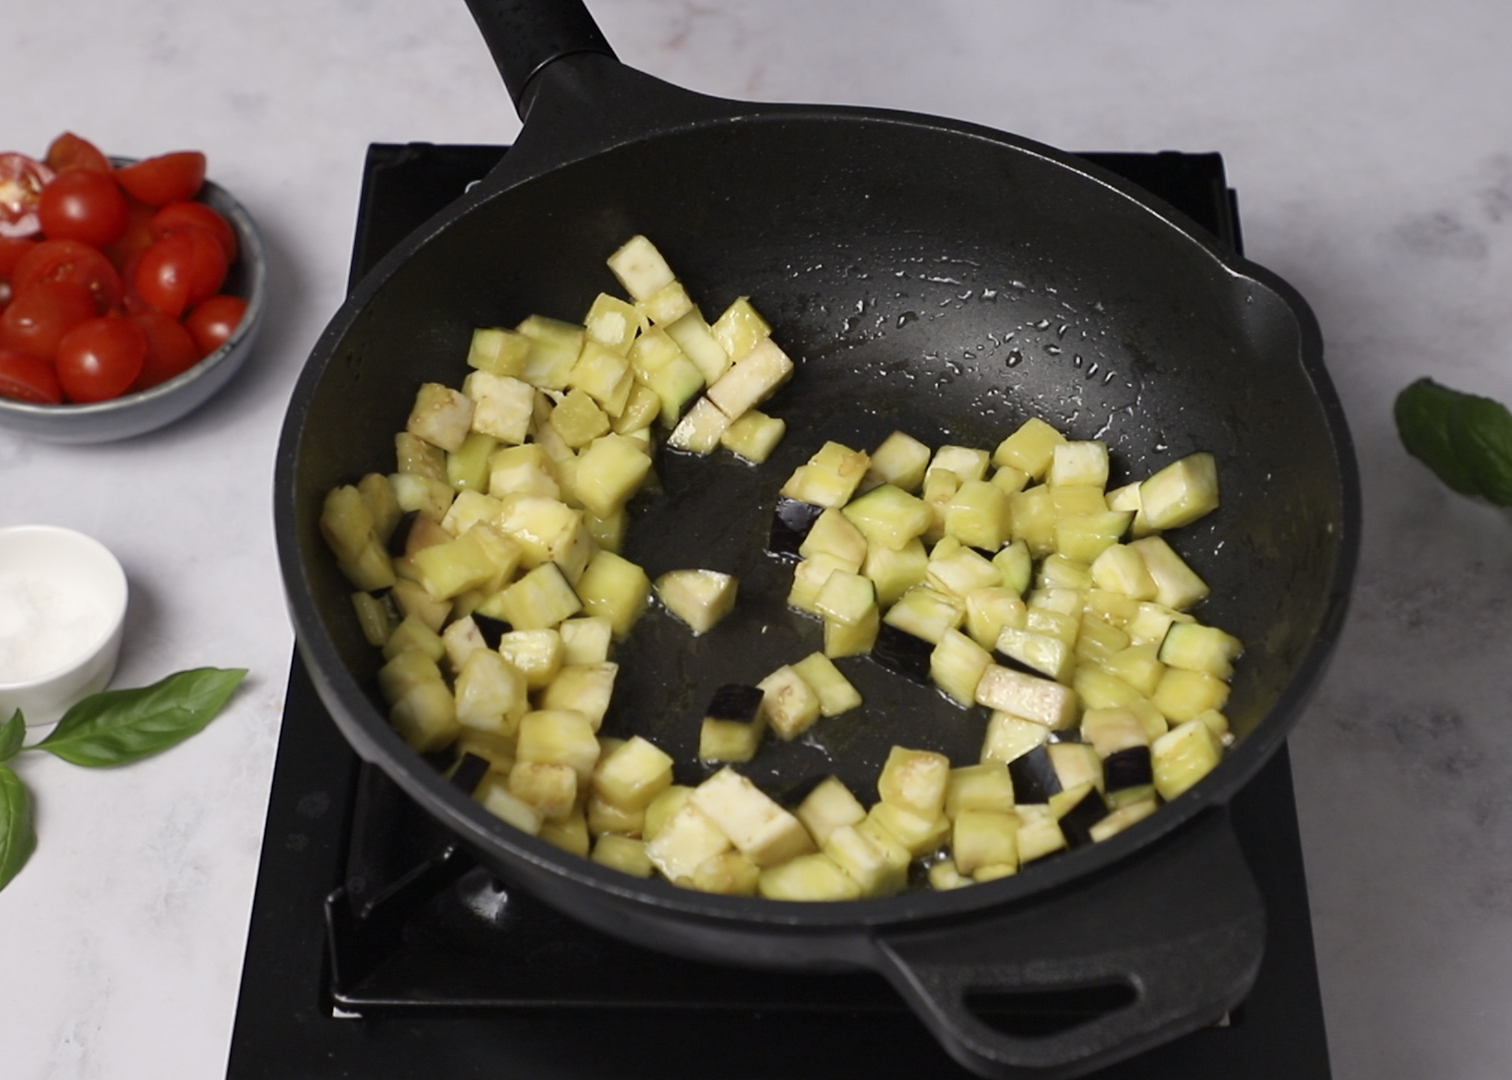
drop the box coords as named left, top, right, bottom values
left=3, top=1, right=1510, bottom=1077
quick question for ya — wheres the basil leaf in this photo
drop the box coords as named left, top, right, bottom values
left=36, top=667, right=247, bottom=768
left=0, top=711, right=23, bottom=763
left=0, top=765, right=37, bottom=893
left=1395, top=378, right=1482, bottom=496
left=1395, top=378, right=1512, bottom=505
left=1449, top=393, right=1512, bottom=506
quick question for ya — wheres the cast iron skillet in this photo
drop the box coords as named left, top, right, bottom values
left=274, top=2, right=1360, bottom=1076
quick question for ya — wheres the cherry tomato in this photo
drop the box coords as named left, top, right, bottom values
left=0, top=236, right=36, bottom=276
left=115, top=152, right=206, bottom=206
left=0, top=153, right=55, bottom=238
left=13, top=239, right=124, bottom=314
left=104, top=193, right=158, bottom=271
left=184, top=294, right=246, bottom=357
left=134, top=230, right=227, bottom=317
left=129, top=308, right=200, bottom=390
left=55, top=315, right=146, bottom=402
left=45, top=133, right=112, bottom=177
left=39, top=169, right=129, bottom=247
left=0, top=346, right=63, bottom=404
left=150, top=201, right=237, bottom=262
left=0, top=279, right=96, bottom=360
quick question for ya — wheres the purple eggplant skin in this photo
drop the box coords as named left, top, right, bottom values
left=1058, top=787, right=1111, bottom=849
left=767, top=497, right=825, bottom=558
left=704, top=683, right=765, bottom=723
left=1008, top=744, right=1063, bottom=805
left=1104, top=746, right=1154, bottom=792
left=387, top=509, right=420, bottom=557
left=449, top=752, right=492, bottom=796
left=472, top=613, right=512, bottom=650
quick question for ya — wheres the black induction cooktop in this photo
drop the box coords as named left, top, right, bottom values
left=226, top=143, right=1330, bottom=1080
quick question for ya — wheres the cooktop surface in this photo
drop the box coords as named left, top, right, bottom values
left=228, top=142, right=1330, bottom=1080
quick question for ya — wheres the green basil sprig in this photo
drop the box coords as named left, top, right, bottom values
left=0, top=667, right=246, bottom=892
left=1396, top=377, right=1512, bottom=505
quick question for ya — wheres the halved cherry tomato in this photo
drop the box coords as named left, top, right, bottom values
left=55, top=315, right=146, bottom=402
left=39, top=169, right=129, bottom=247
left=0, top=347, right=63, bottom=404
left=129, top=308, right=200, bottom=390
left=134, top=230, right=226, bottom=317
left=184, top=294, right=247, bottom=357
left=0, top=279, right=96, bottom=360
left=45, top=133, right=113, bottom=177
left=0, top=154, right=55, bottom=238
left=150, top=201, right=237, bottom=262
left=115, top=152, right=206, bottom=206
left=13, top=239, right=124, bottom=314
left=0, top=236, right=36, bottom=276
left=104, top=193, right=158, bottom=271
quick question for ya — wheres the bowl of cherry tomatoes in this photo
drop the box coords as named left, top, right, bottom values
left=0, top=132, right=266, bottom=443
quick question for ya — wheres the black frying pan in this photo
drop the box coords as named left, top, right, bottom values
left=274, top=2, right=1359, bottom=1076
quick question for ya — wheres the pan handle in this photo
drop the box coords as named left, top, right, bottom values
left=871, top=808, right=1265, bottom=1079
left=463, top=0, right=617, bottom=116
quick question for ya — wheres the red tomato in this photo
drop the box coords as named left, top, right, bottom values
left=0, top=279, right=96, bottom=360
left=45, top=133, right=112, bottom=177
left=184, top=294, right=247, bottom=357
left=55, top=315, right=146, bottom=402
left=0, top=153, right=55, bottom=238
left=134, top=231, right=226, bottom=317
left=150, top=201, right=237, bottom=262
left=115, top=152, right=206, bottom=206
left=0, top=346, right=63, bottom=404
left=104, top=193, right=159, bottom=271
left=13, top=239, right=124, bottom=314
left=0, top=236, right=36, bottom=276
left=129, top=308, right=200, bottom=390
left=39, top=169, right=129, bottom=247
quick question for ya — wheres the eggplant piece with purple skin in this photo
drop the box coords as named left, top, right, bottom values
left=386, top=509, right=420, bottom=557
left=1056, top=785, right=1111, bottom=849
left=1008, top=744, right=1063, bottom=804
left=472, top=613, right=512, bottom=650
left=449, top=752, right=492, bottom=796
left=870, top=622, right=935, bottom=682
left=704, top=683, right=765, bottom=723
left=1104, top=745, right=1154, bottom=793
left=767, top=496, right=825, bottom=558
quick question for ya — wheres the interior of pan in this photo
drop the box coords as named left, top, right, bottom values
left=286, top=110, right=1347, bottom=909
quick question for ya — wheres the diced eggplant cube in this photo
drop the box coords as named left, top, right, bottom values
left=1007, top=744, right=1063, bottom=804
left=705, top=684, right=766, bottom=723
left=768, top=496, right=826, bottom=558
left=1054, top=785, right=1110, bottom=848
left=870, top=622, right=935, bottom=682
left=607, top=235, right=677, bottom=302
left=980, top=711, right=1051, bottom=766
left=1104, top=745, right=1154, bottom=792
left=472, top=612, right=511, bottom=649
left=757, top=665, right=823, bottom=740
left=386, top=509, right=419, bottom=557
left=448, top=752, right=492, bottom=796
left=655, top=568, right=739, bottom=634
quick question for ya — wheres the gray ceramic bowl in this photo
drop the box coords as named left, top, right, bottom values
left=0, top=166, right=266, bottom=444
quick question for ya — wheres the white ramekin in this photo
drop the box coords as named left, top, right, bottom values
left=0, top=525, right=128, bottom=726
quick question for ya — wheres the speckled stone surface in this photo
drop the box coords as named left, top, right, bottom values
left=3, top=2, right=1511, bottom=1078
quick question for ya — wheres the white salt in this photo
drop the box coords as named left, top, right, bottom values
left=0, top=572, right=113, bottom=683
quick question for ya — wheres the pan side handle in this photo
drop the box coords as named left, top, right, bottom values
left=872, top=808, right=1265, bottom=1080
left=463, top=0, right=617, bottom=116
